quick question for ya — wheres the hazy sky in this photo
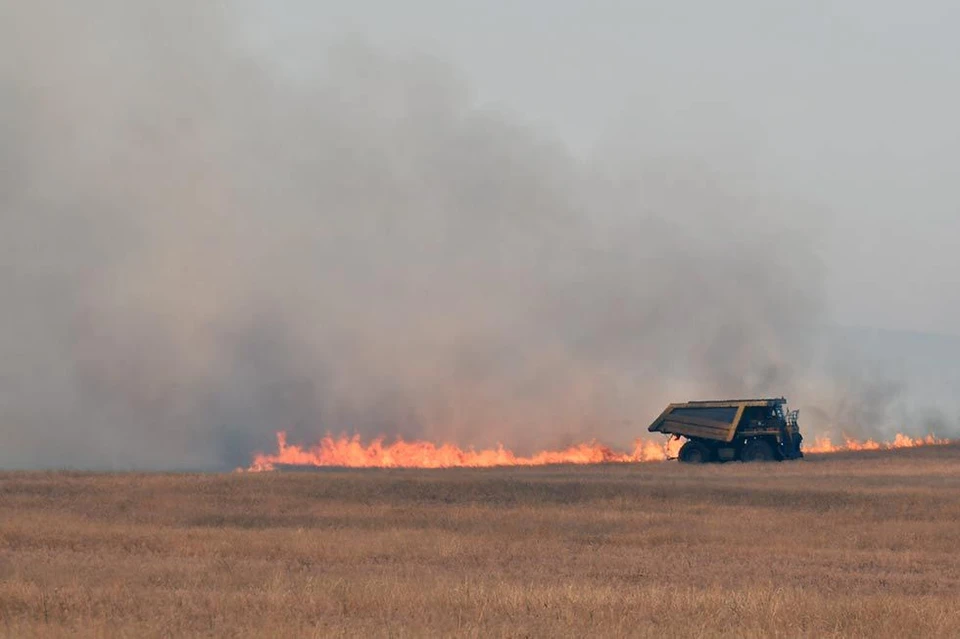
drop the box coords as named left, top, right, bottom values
left=244, top=0, right=960, bottom=335
left=2, top=1, right=958, bottom=469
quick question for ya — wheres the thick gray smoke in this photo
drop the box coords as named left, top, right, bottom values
left=1, top=3, right=950, bottom=469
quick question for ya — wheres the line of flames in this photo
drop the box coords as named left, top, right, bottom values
left=246, top=431, right=951, bottom=471
left=803, top=433, right=950, bottom=453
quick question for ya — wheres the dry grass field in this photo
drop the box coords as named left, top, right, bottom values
left=2, top=445, right=960, bottom=638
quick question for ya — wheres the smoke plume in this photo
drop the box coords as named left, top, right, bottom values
left=2, top=2, right=947, bottom=470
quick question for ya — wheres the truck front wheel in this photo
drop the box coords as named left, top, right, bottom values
left=740, top=439, right=774, bottom=463
left=678, top=441, right=711, bottom=464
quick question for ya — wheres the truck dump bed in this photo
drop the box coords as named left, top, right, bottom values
left=647, top=398, right=787, bottom=442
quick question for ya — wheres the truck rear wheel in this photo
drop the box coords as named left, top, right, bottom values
left=678, top=441, right=711, bottom=464
left=740, top=439, right=774, bottom=463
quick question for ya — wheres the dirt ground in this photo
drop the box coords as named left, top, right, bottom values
left=2, top=445, right=959, bottom=638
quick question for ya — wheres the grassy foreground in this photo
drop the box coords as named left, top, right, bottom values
left=1, top=445, right=960, bottom=638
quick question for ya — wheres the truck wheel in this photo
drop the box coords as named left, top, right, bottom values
left=740, top=440, right=774, bottom=463
left=678, top=441, right=711, bottom=464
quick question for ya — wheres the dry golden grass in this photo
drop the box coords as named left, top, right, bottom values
left=2, top=445, right=960, bottom=638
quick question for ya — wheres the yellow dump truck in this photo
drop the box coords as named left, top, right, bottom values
left=648, top=397, right=804, bottom=463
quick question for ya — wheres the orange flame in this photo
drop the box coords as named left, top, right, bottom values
left=803, top=433, right=950, bottom=454
left=248, top=432, right=684, bottom=471
left=246, top=431, right=951, bottom=471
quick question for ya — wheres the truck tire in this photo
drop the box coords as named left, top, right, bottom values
left=740, top=439, right=774, bottom=463
left=678, top=441, right=711, bottom=464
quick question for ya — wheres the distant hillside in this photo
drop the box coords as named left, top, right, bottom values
left=798, top=325, right=960, bottom=438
